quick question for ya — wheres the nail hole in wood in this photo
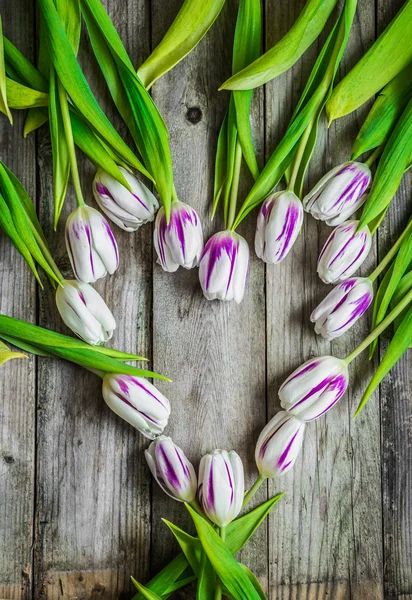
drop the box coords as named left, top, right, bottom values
left=186, top=106, right=202, bottom=124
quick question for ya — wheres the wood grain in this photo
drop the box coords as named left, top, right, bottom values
left=0, top=1, right=37, bottom=598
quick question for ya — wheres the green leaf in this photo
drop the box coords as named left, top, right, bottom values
left=369, top=225, right=412, bottom=352
left=232, top=0, right=261, bottom=180
left=223, top=98, right=239, bottom=227
left=132, top=554, right=189, bottom=600
left=137, top=0, right=225, bottom=90
left=238, top=565, right=267, bottom=600
left=55, top=0, right=81, bottom=54
left=369, top=263, right=394, bottom=358
left=4, top=78, right=49, bottom=109
left=221, top=0, right=338, bottom=91
left=48, top=68, right=71, bottom=229
left=0, top=334, right=54, bottom=358
left=3, top=37, right=48, bottom=91
left=186, top=505, right=261, bottom=600
left=80, top=0, right=172, bottom=212
left=196, top=551, right=216, bottom=599
left=355, top=302, right=412, bottom=416
left=24, top=108, right=49, bottom=137
left=0, top=193, right=42, bottom=285
left=163, top=575, right=197, bottom=595
left=352, top=63, right=412, bottom=160
left=359, top=97, right=412, bottom=229
left=0, top=340, right=26, bottom=366
left=327, top=0, right=412, bottom=121
left=0, top=18, right=13, bottom=123
left=232, top=0, right=357, bottom=227
left=38, top=0, right=144, bottom=175
left=131, top=578, right=162, bottom=600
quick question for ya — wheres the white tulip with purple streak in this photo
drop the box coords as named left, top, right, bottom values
left=279, top=356, right=349, bottom=421
left=255, top=411, right=305, bottom=478
left=55, top=280, right=116, bottom=345
left=199, top=231, right=249, bottom=303
left=65, top=205, right=119, bottom=284
left=317, top=220, right=372, bottom=284
left=93, top=168, right=159, bottom=232
left=304, top=162, right=371, bottom=226
left=154, top=201, right=203, bottom=272
left=145, top=436, right=197, bottom=502
left=311, top=277, right=373, bottom=340
left=102, top=374, right=170, bottom=438
left=255, top=191, right=304, bottom=264
left=198, top=449, right=244, bottom=527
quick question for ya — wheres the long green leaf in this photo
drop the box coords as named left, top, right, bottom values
left=56, top=0, right=81, bottom=54
left=0, top=18, right=12, bottom=123
left=212, top=112, right=228, bottom=218
left=141, top=1, right=225, bottom=88
left=327, top=0, right=412, bottom=121
left=186, top=506, right=261, bottom=600
left=223, top=97, right=238, bottom=227
left=221, top=0, right=338, bottom=91
left=131, top=578, right=162, bottom=600
left=132, top=554, right=189, bottom=600
left=3, top=37, right=48, bottom=91
left=355, top=302, right=412, bottom=416
left=4, top=79, right=48, bottom=109
left=359, top=97, right=412, bottom=228
left=38, top=0, right=144, bottom=174
left=48, top=68, right=71, bottom=229
left=0, top=162, right=60, bottom=284
left=232, top=0, right=261, bottom=180
left=80, top=0, right=172, bottom=213
left=137, top=0, right=225, bottom=89
left=0, top=194, right=42, bottom=285
left=24, top=108, right=49, bottom=137
left=352, top=63, right=412, bottom=159
left=197, top=551, right=216, bottom=599
left=0, top=334, right=54, bottom=357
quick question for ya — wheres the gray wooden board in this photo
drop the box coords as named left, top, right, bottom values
left=0, top=0, right=411, bottom=598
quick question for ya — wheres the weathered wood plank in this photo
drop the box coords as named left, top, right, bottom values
left=150, top=0, right=267, bottom=594
left=378, top=1, right=412, bottom=597
left=33, top=2, right=153, bottom=598
left=265, top=1, right=383, bottom=598
left=0, top=1, right=37, bottom=598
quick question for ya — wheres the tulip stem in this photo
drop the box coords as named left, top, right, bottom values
left=57, top=77, right=85, bottom=207
left=214, top=526, right=226, bottom=600
left=364, top=146, right=383, bottom=168
left=344, top=286, right=412, bottom=364
left=227, top=141, right=243, bottom=231
left=242, top=474, right=266, bottom=509
left=287, top=119, right=314, bottom=195
left=368, top=218, right=412, bottom=283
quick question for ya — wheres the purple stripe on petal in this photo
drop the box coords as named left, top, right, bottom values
left=284, top=360, right=320, bottom=385
left=224, top=458, right=234, bottom=506
left=275, top=202, right=301, bottom=261
left=259, top=419, right=288, bottom=459
left=158, top=444, right=181, bottom=489
left=277, top=430, right=299, bottom=471
left=103, top=219, right=119, bottom=265
left=334, top=292, right=372, bottom=331
left=207, top=462, right=215, bottom=509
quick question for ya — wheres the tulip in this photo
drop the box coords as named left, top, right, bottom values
left=102, top=374, right=170, bottom=438
left=198, top=449, right=244, bottom=527
left=55, top=280, right=116, bottom=345
left=255, top=411, right=305, bottom=477
left=93, top=167, right=159, bottom=232
left=154, top=201, right=203, bottom=272
left=279, top=356, right=349, bottom=421
left=255, top=191, right=304, bottom=264
left=199, top=231, right=249, bottom=303
left=304, top=162, right=371, bottom=226
left=317, top=220, right=372, bottom=284
left=65, top=205, right=119, bottom=284
left=145, top=436, right=197, bottom=502
left=311, top=277, right=373, bottom=340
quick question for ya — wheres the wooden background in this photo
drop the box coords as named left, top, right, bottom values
left=0, top=0, right=411, bottom=598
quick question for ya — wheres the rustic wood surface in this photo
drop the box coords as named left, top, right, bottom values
left=0, top=0, right=411, bottom=598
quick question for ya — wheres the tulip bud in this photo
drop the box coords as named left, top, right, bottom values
left=65, top=205, right=119, bottom=284
left=56, top=280, right=116, bottom=345
left=255, top=191, right=304, bottom=264
left=304, top=162, right=371, bottom=226
left=198, top=449, right=244, bottom=527
left=279, top=356, right=349, bottom=421
left=255, top=411, right=305, bottom=477
left=145, top=436, right=197, bottom=502
left=311, top=277, right=373, bottom=340
left=93, top=168, right=159, bottom=232
left=154, top=201, right=203, bottom=272
left=199, top=231, right=249, bottom=303
left=317, top=220, right=372, bottom=284
left=102, top=374, right=170, bottom=438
